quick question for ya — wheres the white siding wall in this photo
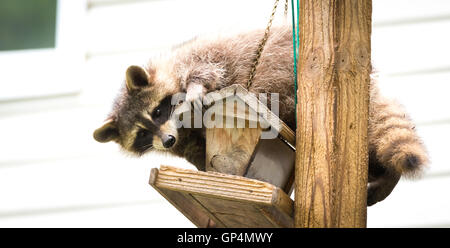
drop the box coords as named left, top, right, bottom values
left=368, top=0, right=450, bottom=228
left=0, top=0, right=449, bottom=227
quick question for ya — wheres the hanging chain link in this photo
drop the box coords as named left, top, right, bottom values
left=284, top=0, right=289, bottom=18
left=246, top=0, right=282, bottom=88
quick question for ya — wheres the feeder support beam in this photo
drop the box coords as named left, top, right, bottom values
left=294, top=0, right=372, bottom=227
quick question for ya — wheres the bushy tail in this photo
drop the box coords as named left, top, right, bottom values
left=369, top=85, right=429, bottom=178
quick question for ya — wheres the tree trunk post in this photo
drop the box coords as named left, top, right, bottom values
left=294, top=0, right=372, bottom=228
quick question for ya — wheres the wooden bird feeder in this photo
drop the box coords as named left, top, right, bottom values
left=150, top=0, right=371, bottom=228
left=150, top=84, right=296, bottom=227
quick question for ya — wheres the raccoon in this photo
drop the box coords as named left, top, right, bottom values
left=93, top=26, right=428, bottom=206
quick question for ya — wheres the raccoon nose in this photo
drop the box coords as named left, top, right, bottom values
left=162, top=135, right=176, bottom=148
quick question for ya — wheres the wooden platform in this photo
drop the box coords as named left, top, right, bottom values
left=149, top=166, right=294, bottom=228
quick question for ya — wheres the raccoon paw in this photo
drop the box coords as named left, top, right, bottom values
left=367, top=184, right=379, bottom=206
left=210, top=155, right=239, bottom=175
left=367, top=183, right=389, bottom=206
left=367, top=169, right=401, bottom=206
left=210, top=154, right=248, bottom=176
left=185, top=83, right=206, bottom=112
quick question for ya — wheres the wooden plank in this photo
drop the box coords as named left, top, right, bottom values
left=149, top=168, right=215, bottom=227
left=149, top=166, right=294, bottom=228
left=192, top=195, right=276, bottom=227
left=295, top=0, right=370, bottom=227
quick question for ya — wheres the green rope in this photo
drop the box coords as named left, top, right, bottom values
left=291, top=0, right=300, bottom=125
left=291, top=0, right=298, bottom=105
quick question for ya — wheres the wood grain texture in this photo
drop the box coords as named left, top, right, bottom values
left=150, top=166, right=294, bottom=228
left=149, top=168, right=215, bottom=227
left=202, top=84, right=296, bottom=190
left=295, top=0, right=371, bottom=227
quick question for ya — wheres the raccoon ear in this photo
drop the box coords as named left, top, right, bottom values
left=126, top=65, right=151, bottom=91
left=93, top=119, right=119, bottom=143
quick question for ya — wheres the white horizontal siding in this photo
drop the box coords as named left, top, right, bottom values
left=373, top=20, right=450, bottom=75
left=85, top=0, right=288, bottom=56
left=0, top=139, right=194, bottom=228
left=416, top=124, right=450, bottom=176
left=373, top=0, right=450, bottom=25
left=0, top=106, right=106, bottom=162
left=0, top=155, right=194, bottom=228
left=0, top=0, right=449, bottom=228
left=0, top=203, right=193, bottom=228
left=368, top=176, right=450, bottom=227
left=0, top=103, right=195, bottom=167
left=82, top=51, right=152, bottom=105
left=376, top=73, right=450, bottom=123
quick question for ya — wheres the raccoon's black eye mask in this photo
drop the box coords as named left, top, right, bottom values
left=150, top=95, right=173, bottom=126
left=133, top=128, right=154, bottom=155
left=130, top=95, right=172, bottom=154
left=137, top=129, right=150, bottom=138
left=152, top=108, right=161, bottom=118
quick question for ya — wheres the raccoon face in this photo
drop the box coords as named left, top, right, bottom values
left=93, top=65, right=179, bottom=156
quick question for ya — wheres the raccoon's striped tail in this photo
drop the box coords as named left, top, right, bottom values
left=369, top=86, right=429, bottom=178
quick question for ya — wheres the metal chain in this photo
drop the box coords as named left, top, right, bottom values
left=247, top=0, right=281, bottom=89
left=284, top=0, right=289, bottom=18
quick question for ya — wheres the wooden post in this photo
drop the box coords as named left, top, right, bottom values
left=294, top=1, right=372, bottom=227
